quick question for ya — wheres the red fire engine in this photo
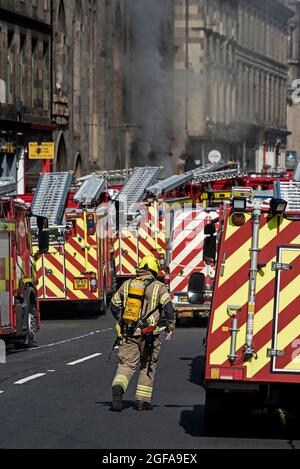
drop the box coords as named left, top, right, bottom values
left=110, top=163, right=293, bottom=324
left=25, top=172, right=115, bottom=312
left=0, top=178, right=47, bottom=346
left=204, top=177, right=300, bottom=427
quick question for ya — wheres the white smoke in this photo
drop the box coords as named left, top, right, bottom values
left=126, top=0, right=174, bottom=175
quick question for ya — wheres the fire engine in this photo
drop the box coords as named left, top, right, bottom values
left=112, top=167, right=166, bottom=287
left=0, top=177, right=48, bottom=346
left=112, top=163, right=292, bottom=322
left=27, top=171, right=114, bottom=312
left=204, top=173, right=300, bottom=427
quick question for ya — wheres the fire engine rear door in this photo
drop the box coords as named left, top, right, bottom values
left=42, top=246, right=67, bottom=299
left=0, top=232, right=11, bottom=327
left=271, top=246, right=300, bottom=374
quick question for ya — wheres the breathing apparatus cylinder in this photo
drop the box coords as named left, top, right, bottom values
left=123, top=279, right=146, bottom=328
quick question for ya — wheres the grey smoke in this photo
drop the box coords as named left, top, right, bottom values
left=126, top=0, right=173, bottom=175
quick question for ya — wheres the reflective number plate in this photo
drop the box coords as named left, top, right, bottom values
left=179, top=295, right=188, bottom=302
left=74, top=278, right=88, bottom=290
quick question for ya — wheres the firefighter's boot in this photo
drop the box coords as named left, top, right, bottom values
left=136, top=400, right=153, bottom=411
left=112, top=385, right=124, bottom=412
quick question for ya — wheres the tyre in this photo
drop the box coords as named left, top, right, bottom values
left=15, top=287, right=38, bottom=348
left=100, top=277, right=108, bottom=314
left=204, top=389, right=230, bottom=433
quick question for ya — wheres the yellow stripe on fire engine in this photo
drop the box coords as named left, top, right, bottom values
left=0, top=222, right=15, bottom=231
left=87, top=247, right=98, bottom=263
left=64, top=258, right=91, bottom=300
left=138, top=228, right=156, bottom=247
left=210, top=273, right=300, bottom=373
left=219, top=215, right=280, bottom=287
left=212, top=256, right=276, bottom=333
left=64, top=243, right=86, bottom=268
left=64, top=256, right=95, bottom=299
left=211, top=233, right=300, bottom=333
left=120, top=233, right=138, bottom=259
left=43, top=257, right=66, bottom=298
left=284, top=356, right=300, bottom=371
left=5, top=257, right=10, bottom=280
left=115, top=255, right=136, bottom=274
left=65, top=277, right=88, bottom=300
left=246, top=314, right=300, bottom=378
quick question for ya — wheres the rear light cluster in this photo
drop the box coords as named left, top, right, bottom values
left=90, top=272, right=97, bottom=292
left=87, top=214, right=96, bottom=235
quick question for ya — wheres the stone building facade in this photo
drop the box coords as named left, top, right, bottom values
left=174, top=0, right=293, bottom=171
left=287, top=0, right=300, bottom=166
left=52, top=0, right=129, bottom=175
left=0, top=0, right=52, bottom=192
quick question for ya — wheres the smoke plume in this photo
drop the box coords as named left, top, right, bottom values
left=126, top=0, right=174, bottom=175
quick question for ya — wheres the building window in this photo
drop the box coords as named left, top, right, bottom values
left=19, top=34, right=26, bottom=104
left=44, top=0, right=49, bottom=11
left=42, top=41, right=49, bottom=110
left=31, top=38, right=37, bottom=108
left=6, top=30, right=14, bottom=104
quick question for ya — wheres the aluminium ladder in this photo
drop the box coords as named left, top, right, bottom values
left=73, top=176, right=106, bottom=206
left=0, top=177, right=17, bottom=196
left=147, top=167, right=247, bottom=196
left=274, top=180, right=300, bottom=212
left=116, top=166, right=160, bottom=214
left=31, top=172, right=73, bottom=226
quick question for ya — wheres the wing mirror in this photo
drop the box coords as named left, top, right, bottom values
left=34, top=216, right=49, bottom=259
left=187, top=272, right=205, bottom=304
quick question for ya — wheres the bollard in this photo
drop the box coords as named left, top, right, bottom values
left=0, top=339, right=6, bottom=364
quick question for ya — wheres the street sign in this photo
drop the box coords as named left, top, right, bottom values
left=28, top=142, right=54, bottom=160
left=208, top=150, right=221, bottom=164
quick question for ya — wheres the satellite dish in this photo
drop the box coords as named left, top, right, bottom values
left=208, top=150, right=221, bottom=164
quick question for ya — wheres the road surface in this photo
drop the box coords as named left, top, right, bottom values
left=0, top=311, right=299, bottom=449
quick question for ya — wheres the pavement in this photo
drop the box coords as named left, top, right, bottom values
left=0, top=311, right=299, bottom=449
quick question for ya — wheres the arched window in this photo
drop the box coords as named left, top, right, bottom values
left=74, top=153, right=82, bottom=178
left=55, top=132, right=67, bottom=171
left=56, top=0, right=67, bottom=93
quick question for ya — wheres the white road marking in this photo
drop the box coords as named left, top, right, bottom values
left=47, top=370, right=55, bottom=372
left=0, top=391, right=4, bottom=395
left=12, top=328, right=114, bottom=353
left=14, top=373, right=47, bottom=385
left=67, top=353, right=102, bottom=366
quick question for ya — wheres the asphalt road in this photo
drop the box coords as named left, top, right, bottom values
left=0, top=310, right=299, bottom=449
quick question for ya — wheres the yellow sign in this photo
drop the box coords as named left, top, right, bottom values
left=28, top=142, right=54, bottom=160
left=73, top=278, right=88, bottom=290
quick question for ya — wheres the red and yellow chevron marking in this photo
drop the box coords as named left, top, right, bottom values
left=43, top=248, right=66, bottom=299
left=33, top=246, right=44, bottom=298
left=169, top=210, right=218, bottom=293
left=206, top=207, right=300, bottom=384
left=113, top=204, right=167, bottom=277
left=36, top=211, right=101, bottom=302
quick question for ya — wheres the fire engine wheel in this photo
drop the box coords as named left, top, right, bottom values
left=22, top=287, right=38, bottom=347
left=204, top=389, right=230, bottom=433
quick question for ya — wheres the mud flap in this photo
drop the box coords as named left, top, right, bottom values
left=0, top=339, right=5, bottom=363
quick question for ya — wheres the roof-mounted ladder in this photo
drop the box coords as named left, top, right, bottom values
left=0, top=177, right=17, bottom=196
left=274, top=180, right=300, bottom=212
left=116, top=166, right=160, bottom=213
left=73, top=176, right=106, bottom=206
left=192, top=168, right=247, bottom=184
left=31, top=172, right=73, bottom=226
left=147, top=167, right=247, bottom=196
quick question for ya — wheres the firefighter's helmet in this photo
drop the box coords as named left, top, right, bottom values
left=138, top=255, right=160, bottom=275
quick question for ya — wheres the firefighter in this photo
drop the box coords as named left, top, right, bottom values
left=109, top=254, right=175, bottom=411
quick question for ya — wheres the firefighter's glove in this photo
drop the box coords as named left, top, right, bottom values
left=164, top=329, right=173, bottom=341
left=115, top=323, right=123, bottom=339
